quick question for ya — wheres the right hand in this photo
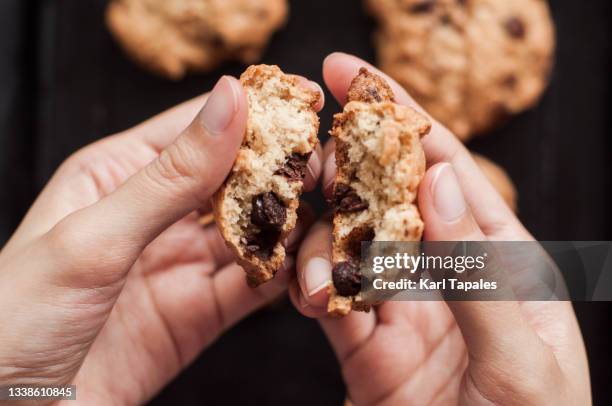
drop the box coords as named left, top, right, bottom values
left=290, top=53, right=591, bottom=405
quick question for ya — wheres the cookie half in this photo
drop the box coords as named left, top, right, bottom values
left=106, top=0, right=288, bottom=79
left=213, top=65, right=320, bottom=287
left=328, top=68, right=429, bottom=316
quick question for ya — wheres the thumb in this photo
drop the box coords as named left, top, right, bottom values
left=43, top=76, right=247, bottom=287
left=419, top=162, right=485, bottom=242
left=418, top=163, right=546, bottom=372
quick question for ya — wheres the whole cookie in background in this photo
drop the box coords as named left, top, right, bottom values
left=106, top=0, right=288, bottom=80
left=472, top=153, right=518, bottom=212
left=367, top=0, right=555, bottom=141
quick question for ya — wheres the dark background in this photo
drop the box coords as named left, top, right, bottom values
left=0, top=0, right=610, bottom=404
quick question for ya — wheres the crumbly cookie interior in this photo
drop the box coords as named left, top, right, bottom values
left=215, top=65, right=319, bottom=285
left=332, top=102, right=428, bottom=264
left=328, top=71, right=430, bottom=315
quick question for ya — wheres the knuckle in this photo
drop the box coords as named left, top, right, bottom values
left=56, top=145, right=110, bottom=188
left=149, top=140, right=201, bottom=186
left=46, top=219, right=89, bottom=263
left=58, top=133, right=127, bottom=176
left=57, top=148, right=94, bottom=175
left=45, top=219, right=103, bottom=273
left=144, top=137, right=213, bottom=207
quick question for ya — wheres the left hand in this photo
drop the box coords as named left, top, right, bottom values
left=0, top=76, right=323, bottom=405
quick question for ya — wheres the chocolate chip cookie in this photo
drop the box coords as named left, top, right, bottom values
left=106, top=0, right=287, bottom=80
left=213, top=65, right=320, bottom=287
left=328, top=68, right=429, bottom=316
left=367, top=0, right=555, bottom=140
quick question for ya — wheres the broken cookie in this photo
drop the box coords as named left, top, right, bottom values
left=328, top=68, right=429, bottom=316
left=213, top=65, right=320, bottom=287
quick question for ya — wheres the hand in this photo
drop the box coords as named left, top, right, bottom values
left=290, top=53, right=591, bottom=405
left=0, top=75, right=324, bottom=405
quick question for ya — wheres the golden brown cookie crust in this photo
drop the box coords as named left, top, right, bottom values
left=106, top=0, right=288, bottom=79
left=368, top=0, right=555, bottom=140
left=328, top=68, right=429, bottom=316
left=213, top=65, right=320, bottom=287
left=346, top=67, right=396, bottom=104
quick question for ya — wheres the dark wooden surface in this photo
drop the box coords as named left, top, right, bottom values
left=0, top=0, right=610, bottom=404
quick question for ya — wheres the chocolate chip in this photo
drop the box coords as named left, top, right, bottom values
left=502, top=74, right=517, bottom=88
left=440, top=14, right=451, bottom=25
left=251, top=193, right=286, bottom=230
left=333, top=183, right=368, bottom=213
left=255, top=8, right=268, bottom=19
left=397, top=54, right=412, bottom=63
left=244, top=193, right=286, bottom=259
left=367, top=87, right=383, bottom=102
left=345, top=226, right=375, bottom=258
left=409, top=0, right=436, bottom=13
left=210, top=35, right=224, bottom=48
left=243, top=228, right=279, bottom=260
left=504, top=17, right=526, bottom=39
left=490, top=103, right=511, bottom=124
left=333, top=260, right=362, bottom=296
left=275, top=153, right=310, bottom=181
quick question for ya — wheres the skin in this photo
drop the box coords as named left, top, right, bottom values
left=0, top=75, right=324, bottom=405
left=0, top=53, right=591, bottom=405
left=290, top=53, right=591, bottom=405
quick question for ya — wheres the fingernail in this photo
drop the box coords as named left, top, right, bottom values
left=310, top=81, right=325, bottom=108
left=431, top=163, right=466, bottom=222
left=200, top=76, right=240, bottom=135
left=304, top=257, right=332, bottom=297
left=310, top=80, right=324, bottom=95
